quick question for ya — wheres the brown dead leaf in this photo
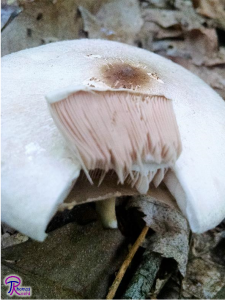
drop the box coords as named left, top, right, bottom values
left=151, top=273, right=173, bottom=298
left=1, top=232, right=29, bottom=249
left=142, top=9, right=183, bottom=29
left=1, top=3, right=22, bottom=31
left=192, top=230, right=225, bottom=258
left=140, top=0, right=225, bottom=69
left=193, top=0, right=225, bottom=30
left=204, top=47, right=225, bottom=67
left=138, top=20, right=183, bottom=51
left=127, top=189, right=189, bottom=276
left=79, top=0, right=143, bottom=45
left=142, top=0, right=173, bottom=9
left=78, top=6, right=104, bottom=39
left=186, top=28, right=218, bottom=64
left=182, top=258, right=225, bottom=298
left=1, top=0, right=104, bottom=56
left=185, top=28, right=225, bottom=66
left=142, top=0, right=206, bottom=31
left=151, top=28, right=225, bottom=67
left=153, top=276, right=181, bottom=299
left=156, top=27, right=183, bottom=40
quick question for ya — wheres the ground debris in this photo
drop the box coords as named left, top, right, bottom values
left=127, top=191, right=190, bottom=276
left=122, top=251, right=162, bottom=299
left=139, top=0, right=225, bottom=99
left=192, top=0, right=225, bottom=30
left=1, top=0, right=103, bottom=56
left=182, top=258, right=225, bottom=299
left=79, top=0, right=143, bottom=45
left=139, top=0, right=225, bottom=70
left=1, top=1, right=22, bottom=31
left=1, top=222, right=29, bottom=249
left=2, top=220, right=128, bottom=299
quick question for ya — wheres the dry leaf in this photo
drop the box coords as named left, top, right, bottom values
left=192, top=230, right=225, bottom=258
left=185, top=28, right=225, bottom=66
left=1, top=232, right=29, bottom=249
left=127, top=189, right=190, bottom=276
left=139, top=20, right=183, bottom=51
left=1, top=0, right=103, bottom=56
left=141, top=0, right=173, bottom=9
left=141, top=8, right=183, bottom=28
left=79, top=0, right=143, bottom=44
left=193, top=0, right=225, bottom=30
left=151, top=273, right=173, bottom=298
left=186, top=28, right=218, bottom=64
left=140, top=0, right=225, bottom=69
left=1, top=3, right=22, bottom=31
left=151, top=28, right=225, bottom=67
left=182, top=258, right=225, bottom=298
left=142, top=1, right=206, bottom=31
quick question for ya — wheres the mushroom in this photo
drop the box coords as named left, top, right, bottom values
left=2, top=39, right=225, bottom=241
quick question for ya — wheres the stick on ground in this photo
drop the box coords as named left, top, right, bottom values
left=106, top=226, right=149, bottom=299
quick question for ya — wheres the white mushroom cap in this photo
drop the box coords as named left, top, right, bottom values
left=2, top=39, right=225, bottom=240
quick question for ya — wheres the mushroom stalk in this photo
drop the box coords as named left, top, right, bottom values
left=96, top=198, right=118, bottom=229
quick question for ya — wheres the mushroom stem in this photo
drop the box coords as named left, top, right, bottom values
left=96, top=198, right=118, bottom=229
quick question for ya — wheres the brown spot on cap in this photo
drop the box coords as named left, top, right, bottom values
left=100, top=62, right=151, bottom=90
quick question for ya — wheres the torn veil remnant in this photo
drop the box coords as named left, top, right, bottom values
left=2, top=39, right=225, bottom=241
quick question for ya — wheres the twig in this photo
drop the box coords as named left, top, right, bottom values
left=106, top=226, right=149, bottom=299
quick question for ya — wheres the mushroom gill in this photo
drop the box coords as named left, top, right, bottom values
left=48, top=90, right=182, bottom=195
